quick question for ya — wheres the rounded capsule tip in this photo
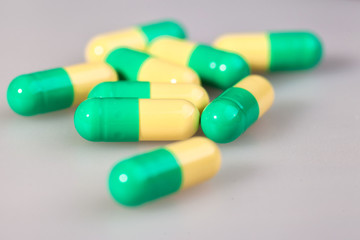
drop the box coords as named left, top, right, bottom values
left=7, top=75, right=41, bottom=116
left=74, top=99, right=101, bottom=141
left=201, top=98, right=246, bottom=143
left=216, top=52, right=250, bottom=88
left=108, top=160, right=148, bottom=206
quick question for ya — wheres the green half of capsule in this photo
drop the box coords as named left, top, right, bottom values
left=201, top=88, right=259, bottom=143
left=74, top=98, right=139, bottom=141
left=188, top=44, right=250, bottom=89
left=106, top=48, right=150, bottom=80
left=269, top=32, right=323, bottom=71
left=108, top=136, right=221, bottom=206
left=109, top=148, right=182, bottom=206
left=7, top=68, right=74, bottom=116
left=88, top=81, right=151, bottom=99
left=139, top=20, right=187, bottom=42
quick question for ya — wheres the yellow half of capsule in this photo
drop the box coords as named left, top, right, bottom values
left=138, top=99, right=199, bottom=141
left=166, top=137, right=221, bottom=189
left=64, top=63, right=118, bottom=105
left=233, top=75, right=274, bottom=117
left=150, top=83, right=209, bottom=112
left=147, top=37, right=197, bottom=66
left=85, top=28, right=147, bottom=62
left=137, top=58, right=201, bottom=84
left=213, top=33, right=270, bottom=72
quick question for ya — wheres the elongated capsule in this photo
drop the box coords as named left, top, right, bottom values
left=106, top=48, right=200, bottom=85
left=86, top=19, right=186, bottom=62
left=147, top=37, right=250, bottom=89
left=213, top=32, right=323, bottom=72
left=7, top=63, right=118, bottom=116
left=88, top=81, right=209, bottom=112
left=74, top=98, right=199, bottom=141
left=108, top=137, right=221, bottom=206
left=201, top=75, right=274, bottom=143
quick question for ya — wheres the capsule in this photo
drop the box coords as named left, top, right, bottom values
left=106, top=48, right=200, bottom=85
left=86, top=19, right=186, bottom=62
left=201, top=75, right=274, bottom=143
left=108, top=137, right=221, bottom=206
left=74, top=98, right=199, bottom=141
left=7, top=63, right=118, bottom=116
left=213, top=32, right=323, bottom=72
left=88, top=81, right=209, bottom=112
left=147, top=37, right=250, bottom=89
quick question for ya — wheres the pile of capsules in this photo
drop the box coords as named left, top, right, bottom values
left=7, top=20, right=323, bottom=206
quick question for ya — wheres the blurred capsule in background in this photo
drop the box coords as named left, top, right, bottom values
left=88, top=81, right=209, bottom=112
left=214, top=31, right=323, bottom=72
left=74, top=98, right=199, bottom=142
left=86, top=19, right=186, bottom=62
left=201, top=75, right=274, bottom=143
left=7, top=63, right=117, bottom=116
left=108, top=137, right=221, bottom=206
left=147, top=37, right=250, bottom=89
left=106, top=48, right=200, bottom=85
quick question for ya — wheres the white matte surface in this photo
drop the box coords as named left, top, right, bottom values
left=1, top=1, right=359, bottom=239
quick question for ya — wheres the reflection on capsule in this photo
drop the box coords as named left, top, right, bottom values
left=88, top=81, right=209, bottom=112
left=106, top=48, right=200, bottom=85
left=201, top=75, right=274, bottom=143
left=86, top=19, right=186, bottom=62
left=147, top=37, right=250, bottom=89
left=7, top=63, right=117, bottom=116
left=213, top=31, right=323, bottom=71
left=108, top=137, right=221, bottom=206
left=74, top=98, right=199, bottom=141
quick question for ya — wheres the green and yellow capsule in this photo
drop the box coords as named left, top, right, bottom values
left=86, top=19, right=186, bottom=62
left=88, top=81, right=209, bottom=112
left=74, top=98, right=199, bottom=142
left=108, top=137, right=221, bottom=206
left=201, top=75, right=274, bottom=143
left=7, top=63, right=117, bottom=116
left=213, top=31, right=323, bottom=72
left=106, top=48, right=200, bottom=85
left=147, top=37, right=250, bottom=89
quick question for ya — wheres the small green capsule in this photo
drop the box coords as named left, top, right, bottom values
left=74, top=98, right=199, bottom=142
left=109, top=137, right=221, bottom=206
left=105, top=48, right=201, bottom=85
left=7, top=68, right=74, bottom=116
left=147, top=37, right=250, bottom=89
left=214, top=31, right=323, bottom=72
left=86, top=19, right=187, bottom=62
left=201, top=75, right=274, bottom=143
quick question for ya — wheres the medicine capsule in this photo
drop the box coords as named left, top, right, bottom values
left=108, top=137, right=221, bottom=206
left=106, top=48, right=200, bottom=85
left=7, top=63, right=117, bottom=116
left=88, top=81, right=209, bottom=112
left=213, top=32, right=323, bottom=72
left=147, top=37, right=250, bottom=89
left=74, top=98, right=199, bottom=141
left=201, top=75, right=274, bottom=143
left=86, top=19, right=186, bottom=62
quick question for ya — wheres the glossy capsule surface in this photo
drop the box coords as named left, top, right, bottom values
left=214, top=32, right=323, bottom=72
left=7, top=63, right=117, bottom=116
left=88, top=81, right=209, bottom=111
left=147, top=37, right=250, bottom=89
left=201, top=75, right=274, bottom=143
left=86, top=19, right=186, bottom=62
left=106, top=48, right=200, bottom=85
left=74, top=98, right=199, bottom=141
left=108, top=137, right=221, bottom=206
